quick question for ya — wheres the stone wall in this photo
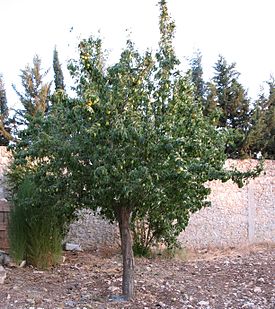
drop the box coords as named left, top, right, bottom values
left=65, top=210, right=120, bottom=251
left=0, top=147, right=12, bottom=251
left=0, top=146, right=11, bottom=201
left=178, top=160, right=275, bottom=249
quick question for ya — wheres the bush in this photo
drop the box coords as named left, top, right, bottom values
left=8, top=197, right=28, bottom=263
left=9, top=178, right=62, bottom=269
left=131, top=213, right=186, bottom=257
left=26, top=213, right=62, bottom=269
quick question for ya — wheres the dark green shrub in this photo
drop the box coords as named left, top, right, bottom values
left=9, top=177, right=62, bottom=269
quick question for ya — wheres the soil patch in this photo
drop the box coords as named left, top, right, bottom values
left=0, top=244, right=274, bottom=308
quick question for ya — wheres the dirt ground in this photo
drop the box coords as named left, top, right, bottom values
left=0, top=244, right=274, bottom=309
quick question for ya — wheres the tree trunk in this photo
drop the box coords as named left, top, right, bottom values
left=117, top=206, right=135, bottom=300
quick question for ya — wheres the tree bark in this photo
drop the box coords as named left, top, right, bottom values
left=117, top=206, right=135, bottom=300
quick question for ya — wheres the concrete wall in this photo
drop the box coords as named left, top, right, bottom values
left=1, top=146, right=274, bottom=250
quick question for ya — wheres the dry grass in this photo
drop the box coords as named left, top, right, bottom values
left=183, top=242, right=275, bottom=261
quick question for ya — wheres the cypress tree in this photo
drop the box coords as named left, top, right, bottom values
left=264, top=79, right=275, bottom=158
left=0, top=74, right=12, bottom=145
left=209, top=55, right=251, bottom=157
left=190, top=51, right=206, bottom=105
left=53, top=47, right=65, bottom=91
left=204, top=82, right=219, bottom=118
left=244, top=78, right=275, bottom=158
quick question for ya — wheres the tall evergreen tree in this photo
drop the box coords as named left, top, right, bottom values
left=244, top=78, right=275, bottom=158
left=264, top=79, right=275, bottom=158
left=190, top=51, right=206, bottom=105
left=13, top=55, right=51, bottom=124
left=204, top=82, right=218, bottom=114
left=208, top=55, right=251, bottom=157
left=0, top=74, right=12, bottom=144
left=53, top=47, right=65, bottom=91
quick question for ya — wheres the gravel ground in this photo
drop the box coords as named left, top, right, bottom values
left=0, top=244, right=274, bottom=309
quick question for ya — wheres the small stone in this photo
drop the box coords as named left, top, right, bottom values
left=65, top=243, right=82, bottom=251
left=33, top=270, right=44, bottom=274
left=198, top=248, right=208, bottom=254
left=0, top=265, right=6, bottom=284
left=0, top=251, right=11, bottom=266
left=65, top=300, right=76, bottom=307
left=198, top=300, right=210, bottom=306
left=257, top=277, right=265, bottom=283
left=19, top=260, right=26, bottom=268
left=242, top=302, right=255, bottom=308
left=253, top=286, right=261, bottom=293
left=156, top=302, right=166, bottom=307
left=108, top=286, right=119, bottom=292
left=109, top=295, right=127, bottom=302
left=26, top=299, right=35, bottom=304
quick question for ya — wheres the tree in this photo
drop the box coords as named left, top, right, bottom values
left=243, top=78, right=275, bottom=158
left=13, top=55, right=51, bottom=124
left=0, top=74, right=12, bottom=144
left=53, top=47, right=65, bottom=91
left=264, top=79, right=275, bottom=158
left=204, top=82, right=219, bottom=119
left=9, top=0, right=262, bottom=300
left=190, top=51, right=206, bottom=105
left=208, top=55, right=251, bottom=157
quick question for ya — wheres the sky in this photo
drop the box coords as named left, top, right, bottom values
left=1, top=0, right=275, bottom=108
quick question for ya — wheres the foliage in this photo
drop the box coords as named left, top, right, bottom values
left=8, top=107, right=78, bottom=231
left=189, top=53, right=275, bottom=160
left=206, top=55, right=251, bottom=158
left=12, top=55, right=51, bottom=125
left=263, top=80, right=275, bottom=158
left=8, top=177, right=63, bottom=269
left=212, top=56, right=250, bottom=128
left=8, top=183, right=28, bottom=263
left=190, top=51, right=206, bottom=105
left=243, top=78, right=275, bottom=159
left=132, top=218, right=154, bottom=257
left=0, top=74, right=13, bottom=144
left=53, top=47, right=65, bottom=91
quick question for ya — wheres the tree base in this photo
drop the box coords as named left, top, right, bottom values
left=109, top=295, right=129, bottom=302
